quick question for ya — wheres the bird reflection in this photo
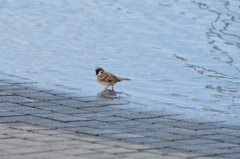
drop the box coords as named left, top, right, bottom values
left=97, top=89, right=118, bottom=100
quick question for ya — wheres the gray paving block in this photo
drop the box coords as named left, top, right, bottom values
left=205, top=143, right=239, bottom=149
left=137, top=117, right=176, bottom=124
left=136, top=124, right=171, bottom=130
left=101, top=147, right=137, bottom=154
left=172, top=144, right=214, bottom=152
left=79, top=129, right=120, bottom=135
left=0, top=105, right=33, bottom=111
left=197, top=148, right=240, bottom=156
left=0, top=95, right=39, bottom=103
left=92, top=116, right=128, bottom=122
left=24, top=117, right=79, bottom=128
left=78, top=153, right=121, bottom=159
left=89, top=123, right=128, bottom=129
left=177, top=138, right=219, bottom=145
left=102, top=133, right=143, bottom=139
left=0, top=111, right=23, bottom=117
left=159, top=127, right=217, bottom=136
left=207, top=128, right=240, bottom=137
left=109, top=120, right=148, bottom=127
left=0, top=92, right=12, bottom=96
left=23, top=102, right=63, bottom=108
left=0, top=102, right=24, bottom=107
left=160, top=121, right=218, bottom=130
left=0, top=85, right=26, bottom=90
left=217, top=153, right=240, bottom=159
left=57, top=148, right=96, bottom=155
left=55, top=108, right=91, bottom=114
left=87, top=99, right=129, bottom=106
left=0, top=138, right=44, bottom=146
left=125, top=137, right=165, bottom=144
left=74, top=113, right=109, bottom=118
left=200, top=134, right=240, bottom=144
left=49, top=99, right=94, bottom=108
left=50, top=115, right=90, bottom=122
left=137, top=131, right=195, bottom=141
left=4, top=89, right=40, bottom=95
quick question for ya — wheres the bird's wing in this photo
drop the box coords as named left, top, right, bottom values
left=98, top=72, right=120, bottom=83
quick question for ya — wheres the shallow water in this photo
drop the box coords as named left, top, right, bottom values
left=0, top=0, right=239, bottom=119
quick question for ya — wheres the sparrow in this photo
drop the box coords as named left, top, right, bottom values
left=95, top=67, right=130, bottom=90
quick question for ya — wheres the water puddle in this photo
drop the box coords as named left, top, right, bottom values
left=0, top=0, right=239, bottom=120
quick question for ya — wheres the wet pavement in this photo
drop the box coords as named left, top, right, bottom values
left=0, top=73, right=240, bottom=159
left=1, top=0, right=240, bottom=119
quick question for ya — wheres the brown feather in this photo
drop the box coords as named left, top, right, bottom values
left=98, top=72, right=120, bottom=83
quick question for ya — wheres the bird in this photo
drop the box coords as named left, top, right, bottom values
left=95, top=67, right=130, bottom=90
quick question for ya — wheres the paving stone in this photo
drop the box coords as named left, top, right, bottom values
left=125, top=137, right=165, bottom=144
left=177, top=138, right=219, bottom=145
left=205, top=143, right=240, bottom=149
left=109, top=120, right=149, bottom=127
left=100, top=147, right=137, bottom=154
left=14, top=152, right=73, bottom=159
left=197, top=148, right=240, bottom=155
left=119, top=152, right=166, bottom=159
left=55, top=108, right=91, bottom=114
left=0, top=92, right=12, bottom=96
left=220, top=152, right=240, bottom=159
left=74, top=113, right=109, bottom=118
left=3, top=122, right=38, bottom=128
left=49, top=99, right=96, bottom=108
left=0, top=95, right=39, bottom=103
left=5, top=89, right=40, bottom=95
left=2, top=147, right=45, bottom=154
left=159, top=127, right=217, bottom=136
left=200, top=134, right=240, bottom=144
left=56, top=148, right=96, bottom=155
left=206, top=128, right=240, bottom=137
left=135, top=131, right=195, bottom=141
left=15, top=92, right=69, bottom=101
left=90, top=116, right=129, bottom=122
left=137, top=117, right=176, bottom=124
left=0, top=134, right=11, bottom=139
left=78, top=153, right=122, bottom=159
left=0, top=102, right=21, bottom=107
left=79, top=129, right=120, bottom=135
left=0, top=111, right=23, bottom=117
left=102, top=133, right=144, bottom=139
left=86, top=99, right=129, bottom=106
left=23, top=102, right=62, bottom=108
left=0, top=144, right=19, bottom=150
left=172, top=144, right=215, bottom=152
left=160, top=121, right=218, bottom=130
left=53, top=116, right=89, bottom=122
left=0, top=138, right=44, bottom=147
left=0, top=85, right=26, bottom=90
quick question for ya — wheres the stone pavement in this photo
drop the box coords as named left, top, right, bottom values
left=0, top=73, right=239, bottom=159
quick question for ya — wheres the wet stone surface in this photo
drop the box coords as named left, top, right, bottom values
left=0, top=74, right=240, bottom=159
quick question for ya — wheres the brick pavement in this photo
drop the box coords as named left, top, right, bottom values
left=0, top=72, right=240, bottom=159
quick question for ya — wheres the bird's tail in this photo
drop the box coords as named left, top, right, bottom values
left=117, top=77, right=130, bottom=81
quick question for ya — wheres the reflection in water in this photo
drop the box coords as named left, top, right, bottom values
left=171, top=1, right=240, bottom=116
left=97, top=89, right=117, bottom=100
left=97, top=89, right=130, bottom=100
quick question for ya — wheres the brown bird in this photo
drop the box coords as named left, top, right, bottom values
left=95, top=67, right=130, bottom=90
